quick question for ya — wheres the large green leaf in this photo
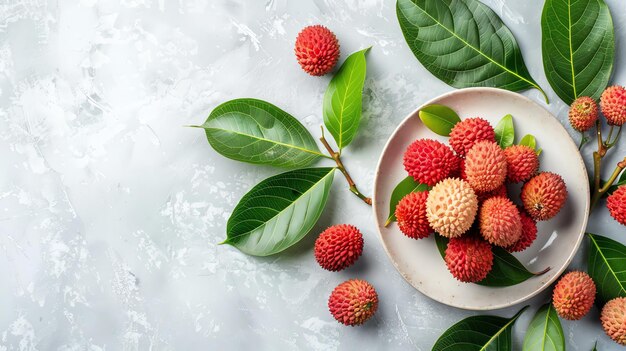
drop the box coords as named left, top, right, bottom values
left=541, top=0, right=614, bottom=104
left=396, top=0, right=547, bottom=102
left=323, top=48, right=370, bottom=150
left=200, top=98, right=325, bottom=168
left=432, top=306, right=527, bottom=351
left=522, top=304, right=565, bottom=351
left=587, top=233, right=626, bottom=305
left=385, top=176, right=429, bottom=226
left=495, top=114, right=515, bottom=148
left=223, top=168, right=335, bottom=256
left=418, top=105, right=461, bottom=136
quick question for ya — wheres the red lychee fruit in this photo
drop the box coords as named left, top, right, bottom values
left=521, top=172, right=568, bottom=221
left=503, top=145, right=539, bottom=183
left=328, top=279, right=378, bottom=326
left=403, top=139, right=459, bottom=186
left=476, top=184, right=508, bottom=203
left=395, top=191, right=432, bottom=239
left=507, top=209, right=538, bottom=252
left=601, top=85, right=626, bottom=126
left=449, top=117, right=496, bottom=157
left=314, top=224, right=363, bottom=271
left=465, top=140, right=507, bottom=192
left=601, top=297, right=626, bottom=345
left=552, top=271, right=596, bottom=320
left=479, top=196, right=522, bottom=247
left=607, top=186, right=626, bottom=226
left=569, top=96, right=598, bottom=132
left=445, top=236, right=493, bottom=283
left=294, top=25, right=340, bottom=76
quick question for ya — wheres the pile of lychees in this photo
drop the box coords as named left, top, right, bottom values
left=394, top=116, right=568, bottom=283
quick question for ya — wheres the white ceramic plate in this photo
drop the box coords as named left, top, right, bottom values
left=373, top=88, right=589, bottom=310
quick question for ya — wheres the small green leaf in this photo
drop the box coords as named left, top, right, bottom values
left=385, top=176, right=429, bottom=226
left=495, top=114, right=515, bottom=148
left=522, top=304, right=565, bottom=351
left=323, top=48, right=370, bottom=150
left=519, top=134, right=537, bottom=150
left=223, top=167, right=335, bottom=256
left=592, top=341, right=598, bottom=351
left=587, top=233, right=626, bottom=305
left=417, top=104, right=461, bottom=136
left=432, top=306, right=528, bottom=351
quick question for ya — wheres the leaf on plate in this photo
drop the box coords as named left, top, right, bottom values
left=323, top=48, right=370, bottom=150
left=385, top=176, right=429, bottom=226
left=417, top=104, right=461, bottom=136
left=541, top=0, right=615, bottom=104
left=522, top=303, right=565, bottom=351
left=222, top=167, right=335, bottom=256
left=396, top=0, right=548, bottom=102
left=520, top=134, right=536, bottom=149
left=495, top=114, right=515, bottom=148
left=199, top=98, right=325, bottom=168
left=432, top=306, right=528, bottom=351
left=587, top=233, right=626, bottom=305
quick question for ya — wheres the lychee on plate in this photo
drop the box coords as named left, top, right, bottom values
left=552, top=271, right=596, bottom=320
left=403, top=139, right=459, bottom=186
left=569, top=96, right=598, bottom=132
left=426, top=178, right=478, bottom=238
left=607, top=185, right=626, bottom=226
left=395, top=191, right=432, bottom=239
left=328, top=279, right=378, bottom=326
left=602, top=297, right=626, bottom=345
left=445, top=235, right=493, bottom=283
left=449, top=117, right=496, bottom=157
left=475, top=184, right=507, bottom=203
left=314, top=224, right=363, bottom=271
left=479, top=196, right=522, bottom=247
left=506, top=209, right=537, bottom=252
left=503, top=145, right=539, bottom=183
left=521, top=172, right=567, bottom=221
left=294, top=25, right=340, bottom=76
left=465, top=140, right=507, bottom=192
left=600, top=85, right=626, bottom=126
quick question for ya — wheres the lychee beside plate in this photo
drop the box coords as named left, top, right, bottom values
left=372, top=87, right=589, bottom=310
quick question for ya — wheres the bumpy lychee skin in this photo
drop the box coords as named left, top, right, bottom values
left=314, top=224, right=363, bottom=271
left=426, top=178, right=478, bottom=238
left=294, top=25, right=340, bottom=76
left=507, top=210, right=538, bottom=252
left=601, top=85, right=626, bottom=126
left=607, top=186, right=626, bottom=226
left=403, top=139, right=459, bottom=186
left=601, top=297, right=626, bottom=345
left=503, top=145, right=539, bottom=183
left=552, top=271, right=596, bottom=320
left=395, top=191, right=432, bottom=239
left=445, top=236, right=493, bottom=283
left=328, top=279, right=378, bottom=326
left=479, top=196, right=522, bottom=247
left=569, top=96, right=599, bottom=132
left=465, top=140, right=507, bottom=192
left=449, top=117, right=496, bottom=157
left=476, top=184, right=507, bottom=203
left=521, top=172, right=568, bottom=221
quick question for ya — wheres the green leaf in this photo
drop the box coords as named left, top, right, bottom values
left=519, top=134, right=537, bottom=150
left=495, top=114, right=515, bottom=148
left=323, top=48, right=370, bottom=150
left=607, top=170, right=626, bottom=195
left=541, top=0, right=614, bottom=104
left=200, top=98, right=325, bottom=168
left=522, top=304, right=565, bottom=351
left=418, top=105, right=461, bottom=136
left=587, top=233, right=626, bottom=305
left=396, top=0, right=547, bottom=102
left=223, top=167, right=335, bottom=256
left=592, top=341, right=598, bottom=351
left=435, top=235, right=547, bottom=287
left=385, top=176, right=429, bottom=226
left=432, top=306, right=528, bottom=351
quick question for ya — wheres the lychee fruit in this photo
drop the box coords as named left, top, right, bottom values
left=569, top=96, right=598, bottom=132
left=449, top=117, right=496, bottom=157
left=394, top=191, right=432, bottom=239
left=426, top=178, right=478, bottom=238
left=503, top=145, right=539, bottom=183
left=601, top=297, right=626, bottom=345
left=507, top=210, right=538, bottom=252
left=403, top=139, right=459, bottom=186
left=552, top=271, right=596, bottom=320
left=328, top=279, right=378, bottom=326
left=294, top=25, right=340, bottom=76
left=521, top=172, right=568, bottom=221
left=445, top=235, right=493, bottom=283
left=607, top=186, right=626, bottom=226
left=314, top=224, right=363, bottom=271
left=479, top=196, right=522, bottom=247
left=476, top=184, right=508, bottom=203
left=465, top=140, right=507, bottom=192
left=601, top=85, right=626, bottom=126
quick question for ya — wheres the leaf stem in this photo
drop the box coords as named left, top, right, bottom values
left=591, top=157, right=626, bottom=209
left=319, top=126, right=372, bottom=205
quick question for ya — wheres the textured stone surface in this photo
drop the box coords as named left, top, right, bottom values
left=0, top=0, right=625, bottom=349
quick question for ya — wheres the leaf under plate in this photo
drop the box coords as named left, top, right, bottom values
left=223, top=167, right=335, bottom=256
left=522, top=303, right=565, bottom=351
left=396, top=0, right=547, bottom=101
left=495, top=114, right=515, bottom=148
left=418, top=104, right=461, bottom=136
left=385, top=176, right=429, bottom=226
left=587, top=233, right=626, bottom=305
